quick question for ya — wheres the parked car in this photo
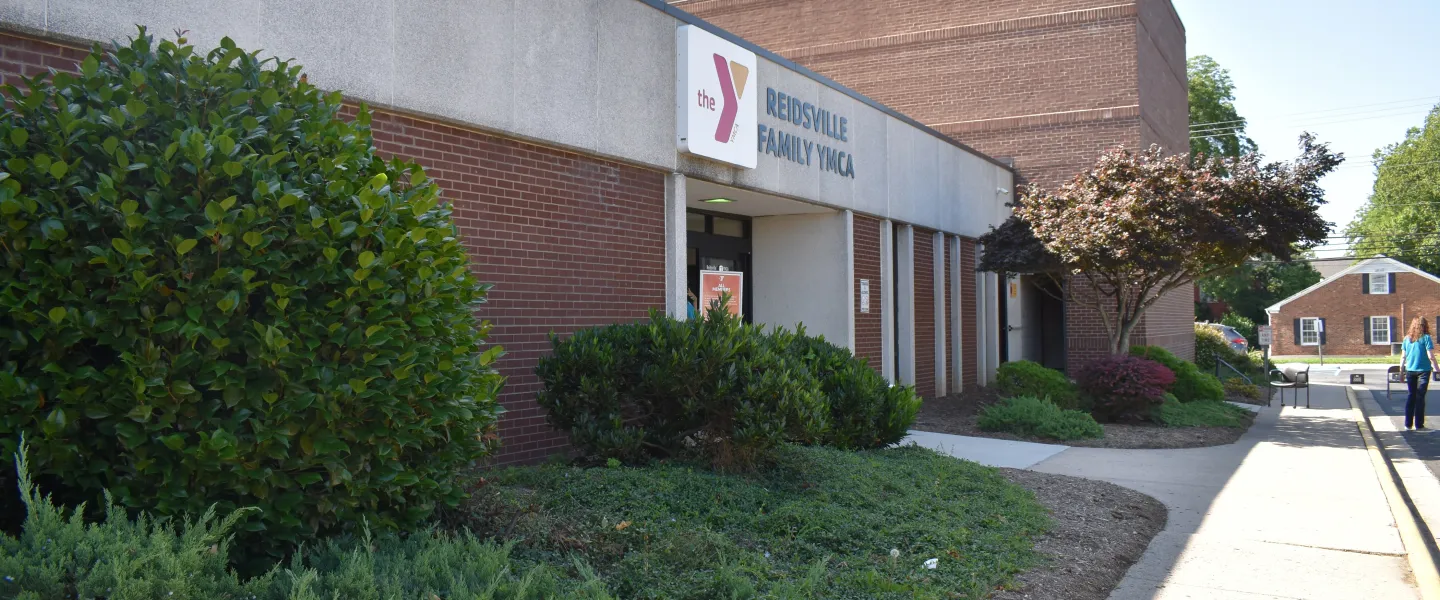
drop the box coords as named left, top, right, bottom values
left=1200, top=322, right=1249, bottom=354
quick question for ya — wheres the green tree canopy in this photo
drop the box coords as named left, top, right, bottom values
left=1347, top=104, right=1440, bottom=275
left=1199, top=256, right=1322, bottom=325
left=1189, top=56, right=1257, bottom=160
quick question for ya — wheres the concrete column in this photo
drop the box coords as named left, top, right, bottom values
left=949, top=235, right=964, bottom=390
left=933, top=231, right=947, bottom=397
left=880, top=220, right=896, bottom=382
left=984, top=271, right=1001, bottom=384
left=975, top=260, right=988, bottom=386
left=664, top=173, right=687, bottom=319
left=896, top=224, right=916, bottom=386
left=843, top=210, right=856, bottom=351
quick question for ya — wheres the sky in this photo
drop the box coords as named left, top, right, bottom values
left=1170, top=0, right=1440, bottom=258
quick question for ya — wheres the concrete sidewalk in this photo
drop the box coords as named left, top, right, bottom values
left=908, top=384, right=1420, bottom=600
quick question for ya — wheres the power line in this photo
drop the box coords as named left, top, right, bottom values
left=1189, top=95, right=1440, bottom=130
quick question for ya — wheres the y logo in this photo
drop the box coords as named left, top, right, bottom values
left=712, top=54, right=749, bottom=143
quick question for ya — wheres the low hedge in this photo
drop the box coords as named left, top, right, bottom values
left=1131, top=345, right=1225, bottom=403
left=1152, top=398, right=1252, bottom=428
left=977, top=395, right=1103, bottom=441
left=535, top=303, right=920, bottom=468
left=994, top=360, right=1081, bottom=409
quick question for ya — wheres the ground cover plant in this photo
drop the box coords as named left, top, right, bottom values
left=1152, top=398, right=1253, bottom=428
left=1223, top=378, right=1262, bottom=401
left=0, top=30, right=502, bottom=559
left=462, top=444, right=1050, bottom=600
left=993, top=361, right=1081, bottom=409
left=977, top=395, right=1103, bottom=441
left=536, top=302, right=920, bottom=469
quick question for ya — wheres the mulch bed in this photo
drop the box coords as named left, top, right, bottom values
left=994, top=469, right=1167, bottom=600
left=913, top=388, right=1256, bottom=449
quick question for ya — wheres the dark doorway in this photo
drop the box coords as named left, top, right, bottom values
left=1034, top=277, right=1066, bottom=371
left=687, top=210, right=753, bottom=321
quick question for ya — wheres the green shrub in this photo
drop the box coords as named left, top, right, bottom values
left=1152, top=399, right=1252, bottom=428
left=977, top=396, right=1103, bottom=441
left=1075, top=355, right=1175, bottom=423
left=0, top=31, right=503, bottom=555
left=1194, top=324, right=1237, bottom=371
left=994, top=360, right=1080, bottom=409
left=0, top=445, right=613, bottom=599
left=1132, top=345, right=1225, bottom=403
left=1224, top=378, right=1262, bottom=400
left=536, top=302, right=831, bottom=469
left=786, top=333, right=921, bottom=449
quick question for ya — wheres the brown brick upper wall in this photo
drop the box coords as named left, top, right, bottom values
left=1271, top=272, right=1440, bottom=358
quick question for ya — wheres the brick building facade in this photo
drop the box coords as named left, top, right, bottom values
left=1268, top=258, right=1440, bottom=358
left=6, top=0, right=1018, bottom=464
left=675, top=0, right=1196, bottom=367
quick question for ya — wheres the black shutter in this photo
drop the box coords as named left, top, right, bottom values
left=1392, top=317, right=1400, bottom=344
left=1293, top=318, right=1301, bottom=345
left=1362, top=273, right=1371, bottom=294
left=1364, top=318, right=1372, bottom=345
left=1389, top=273, right=1397, bottom=294
left=1320, top=318, right=1327, bottom=344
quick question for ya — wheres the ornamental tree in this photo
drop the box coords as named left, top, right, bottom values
left=0, top=30, right=503, bottom=557
left=979, top=134, right=1341, bottom=354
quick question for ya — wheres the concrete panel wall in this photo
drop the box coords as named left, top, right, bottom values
left=752, top=212, right=852, bottom=347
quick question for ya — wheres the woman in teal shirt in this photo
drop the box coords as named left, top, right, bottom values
left=1401, top=317, right=1440, bottom=430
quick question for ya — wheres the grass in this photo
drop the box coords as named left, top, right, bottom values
left=1270, top=355, right=1399, bottom=365
left=1153, top=399, right=1254, bottom=428
left=460, top=444, right=1051, bottom=600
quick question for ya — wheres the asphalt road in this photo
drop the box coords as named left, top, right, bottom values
left=1369, top=386, right=1440, bottom=479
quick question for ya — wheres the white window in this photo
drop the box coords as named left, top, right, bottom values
left=1370, top=316, right=1392, bottom=345
left=1370, top=274, right=1391, bottom=294
left=1300, top=318, right=1321, bottom=346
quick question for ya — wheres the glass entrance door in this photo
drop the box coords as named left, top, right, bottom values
left=687, top=210, right=753, bottom=320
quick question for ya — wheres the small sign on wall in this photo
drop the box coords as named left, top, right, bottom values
left=699, top=270, right=744, bottom=317
left=1009, top=281, right=1018, bottom=298
left=859, top=279, right=870, bottom=313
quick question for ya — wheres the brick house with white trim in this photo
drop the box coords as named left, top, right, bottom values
left=1266, top=257, right=1440, bottom=357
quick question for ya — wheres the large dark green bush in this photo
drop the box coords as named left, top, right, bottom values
left=1193, top=324, right=1238, bottom=371
left=536, top=304, right=828, bottom=468
left=0, top=31, right=502, bottom=552
left=535, top=303, right=918, bottom=467
left=784, top=333, right=920, bottom=449
left=976, top=396, right=1103, bottom=441
left=994, top=360, right=1080, bottom=409
left=0, top=446, right=612, bottom=599
left=1132, top=345, right=1224, bottom=403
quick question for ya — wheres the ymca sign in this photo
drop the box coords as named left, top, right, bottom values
left=677, top=25, right=758, bottom=169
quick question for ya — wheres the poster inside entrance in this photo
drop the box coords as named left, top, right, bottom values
left=698, top=270, right=743, bottom=317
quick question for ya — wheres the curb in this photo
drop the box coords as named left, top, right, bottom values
left=1346, top=385, right=1440, bottom=599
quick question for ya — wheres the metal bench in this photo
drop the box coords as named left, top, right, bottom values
left=1269, top=363, right=1311, bottom=408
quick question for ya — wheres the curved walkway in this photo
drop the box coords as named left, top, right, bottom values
left=905, top=384, right=1421, bottom=600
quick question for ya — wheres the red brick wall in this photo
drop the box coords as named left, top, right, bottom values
left=1272, top=272, right=1440, bottom=357
left=366, top=113, right=666, bottom=465
left=914, top=228, right=937, bottom=398
left=853, top=214, right=884, bottom=370
left=0, top=31, right=669, bottom=466
left=961, top=238, right=978, bottom=388
left=944, top=237, right=954, bottom=393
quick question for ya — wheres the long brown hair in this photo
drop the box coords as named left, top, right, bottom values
left=1409, top=317, right=1431, bottom=343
